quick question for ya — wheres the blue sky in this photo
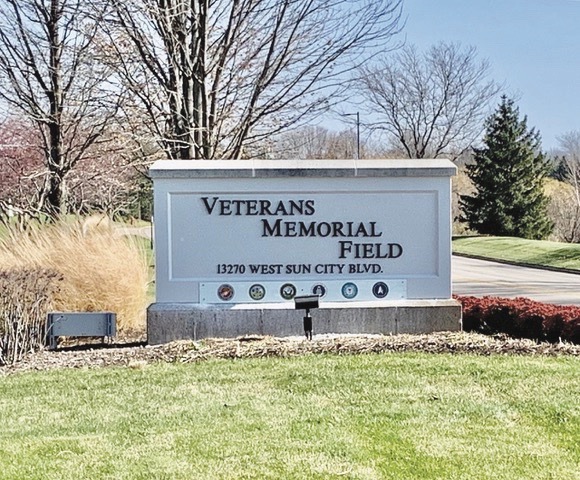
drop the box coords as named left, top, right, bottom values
left=400, top=0, right=580, bottom=150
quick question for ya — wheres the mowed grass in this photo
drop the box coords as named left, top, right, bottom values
left=453, top=236, right=580, bottom=272
left=0, top=353, right=578, bottom=479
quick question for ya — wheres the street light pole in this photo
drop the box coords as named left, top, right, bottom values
left=356, top=111, right=360, bottom=161
left=342, top=112, right=360, bottom=160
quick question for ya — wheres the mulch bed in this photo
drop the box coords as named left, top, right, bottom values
left=1, top=332, right=578, bottom=376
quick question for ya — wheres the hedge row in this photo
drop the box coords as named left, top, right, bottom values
left=456, top=295, right=580, bottom=344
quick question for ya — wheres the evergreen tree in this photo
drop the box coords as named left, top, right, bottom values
left=550, top=155, right=570, bottom=182
left=460, top=96, right=553, bottom=239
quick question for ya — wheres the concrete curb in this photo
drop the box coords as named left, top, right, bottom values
left=453, top=252, right=580, bottom=276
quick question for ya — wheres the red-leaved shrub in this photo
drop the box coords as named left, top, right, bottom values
left=456, top=295, right=580, bottom=344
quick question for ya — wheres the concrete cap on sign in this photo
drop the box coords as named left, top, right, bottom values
left=149, top=159, right=457, bottom=179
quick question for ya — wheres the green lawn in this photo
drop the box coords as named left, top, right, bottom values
left=453, top=236, right=580, bottom=272
left=0, top=353, right=578, bottom=479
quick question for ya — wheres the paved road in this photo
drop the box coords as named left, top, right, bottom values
left=452, top=255, right=580, bottom=306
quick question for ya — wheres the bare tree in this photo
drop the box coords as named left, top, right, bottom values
left=0, top=119, right=46, bottom=226
left=0, top=0, right=119, bottom=216
left=271, top=126, right=363, bottom=159
left=103, top=0, right=403, bottom=160
left=356, top=42, right=501, bottom=160
left=557, top=131, right=580, bottom=188
left=548, top=131, right=580, bottom=242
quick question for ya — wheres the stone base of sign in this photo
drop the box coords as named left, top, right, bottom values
left=147, top=300, right=462, bottom=345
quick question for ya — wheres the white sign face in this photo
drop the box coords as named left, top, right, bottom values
left=152, top=160, right=454, bottom=304
left=169, top=191, right=436, bottom=279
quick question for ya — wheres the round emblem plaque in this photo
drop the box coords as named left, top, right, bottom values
left=280, top=283, right=297, bottom=300
left=372, top=282, right=389, bottom=299
left=311, top=284, right=327, bottom=298
left=341, top=282, right=358, bottom=299
left=249, top=284, right=266, bottom=301
left=217, top=284, right=235, bottom=301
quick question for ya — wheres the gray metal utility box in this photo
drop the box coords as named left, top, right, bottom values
left=47, top=312, right=116, bottom=349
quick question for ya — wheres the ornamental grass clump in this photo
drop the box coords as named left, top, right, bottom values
left=0, top=221, right=150, bottom=337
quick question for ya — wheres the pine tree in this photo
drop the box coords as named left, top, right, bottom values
left=550, top=155, right=570, bottom=182
left=460, top=96, right=553, bottom=239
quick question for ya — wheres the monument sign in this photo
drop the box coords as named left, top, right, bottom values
left=148, top=159, right=461, bottom=343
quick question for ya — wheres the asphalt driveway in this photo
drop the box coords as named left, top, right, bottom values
left=452, top=255, right=580, bottom=306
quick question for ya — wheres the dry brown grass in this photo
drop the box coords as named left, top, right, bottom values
left=0, top=221, right=150, bottom=335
